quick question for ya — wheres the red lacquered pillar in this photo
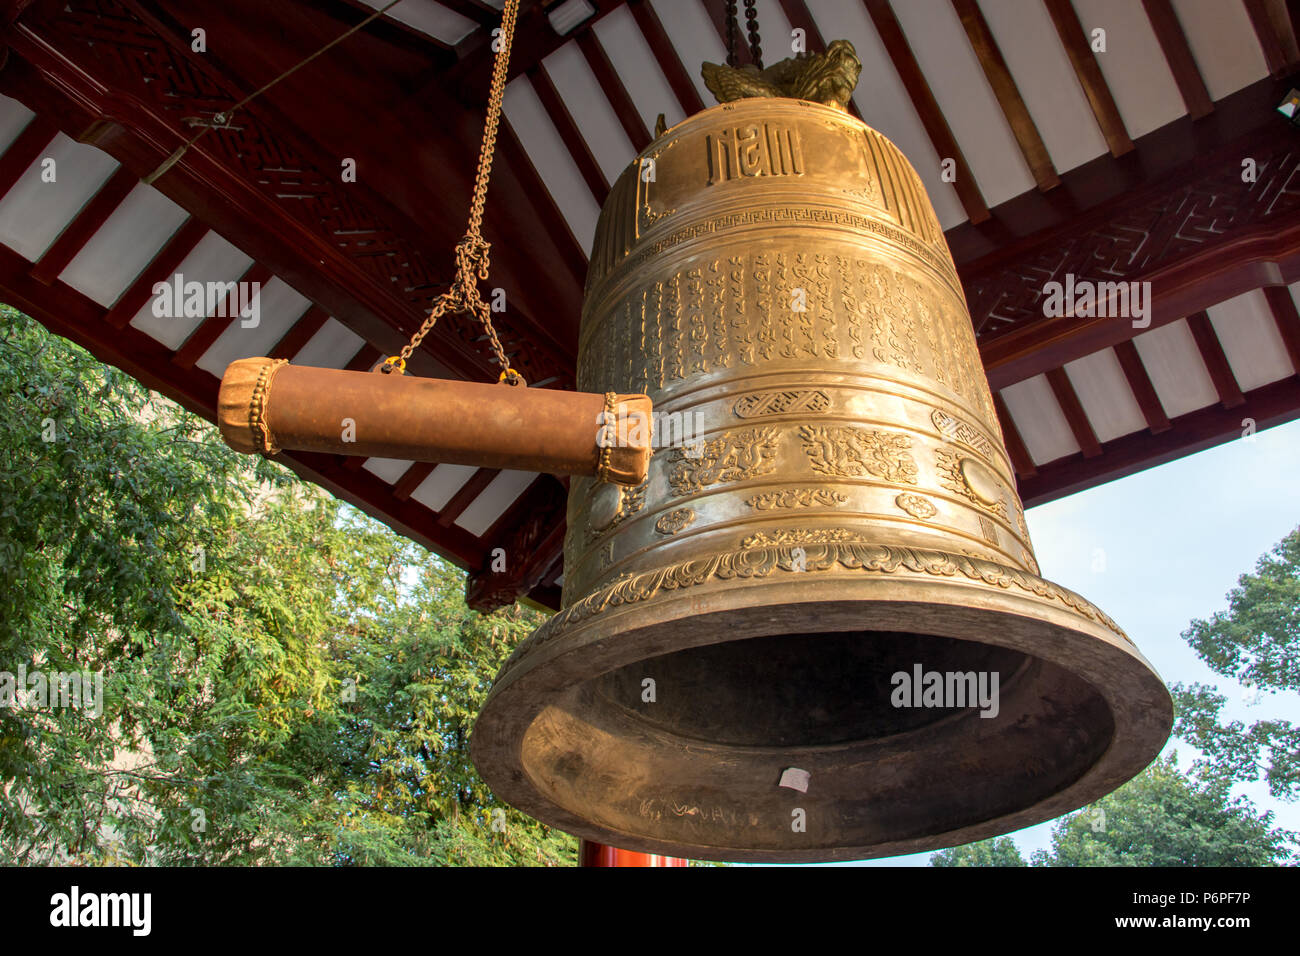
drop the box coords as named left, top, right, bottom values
left=579, top=840, right=687, bottom=866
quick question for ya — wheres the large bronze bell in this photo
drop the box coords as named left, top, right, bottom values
left=472, top=97, right=1172, bottom=862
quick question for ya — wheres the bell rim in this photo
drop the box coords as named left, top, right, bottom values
left=472, top=547, right=1172, bottom=863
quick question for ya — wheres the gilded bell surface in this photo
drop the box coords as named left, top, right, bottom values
left=471, top=97, right=1172, bottom=863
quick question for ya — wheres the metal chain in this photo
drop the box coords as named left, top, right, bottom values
left=385, top=0, right=523, bottom=385
left=725, top=0, right=739, bottom=68
left=744, top=0, right=763, bottom=69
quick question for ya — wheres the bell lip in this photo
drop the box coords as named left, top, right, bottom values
left=472, top=549, right=1172, bottom=863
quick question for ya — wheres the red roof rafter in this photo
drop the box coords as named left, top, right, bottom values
left=951, top=0, right=1059, bottom=191
left=862, top=0, right=990, bottom=223
left=1140, top=0, right=1214, bottom=119
left=1042, top=0, right=1134, bottom=157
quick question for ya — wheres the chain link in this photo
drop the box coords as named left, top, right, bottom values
left=744, top=0, right=763, bottom=70
left=725, top=0, right=739, bottom=68
left=386, top=0, right=522, bottom=386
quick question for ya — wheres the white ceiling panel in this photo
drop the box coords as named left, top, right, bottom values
left=593, top=4, right=688, bottom=130
left=648, top=0, right=728, bottom=107
left=0, top=95, right=35, bottom=154
left=976, top=0, right=1109, bottom=175
left=503, top=76, right=600, bottom=255
left=0, top=133, right=117, bottom=261
left=543, top=41, right=637, bottom=183
left=1207, top=289, right=1296, bottom=390
left=1170, top=0, right=1269, bottom=100
left=128, top=232, right=253, bottom=349
left=1063, top=347, right=1147, bottom=443
left=360, top=0, right=477, bottom=45
left=363, top=457, right=417, bottom=484
left=454, top=469, right=536, bottom=536
left=1132, top=318, right=1219, bottom=417
left=999, top=374, right=1080, bottom=464
left=291, top=316, right=365, bottom=369
left=1072, top=0, right=1186, bottom=139
left=889, top=0, right=1035, bottom=207
left=805, top=0, right=966, bottom=228
left=412, top=462, right=480, bottom=512
left=60, top=184, right=190, bottom=307
left=195, top=277, right=312, bottom=377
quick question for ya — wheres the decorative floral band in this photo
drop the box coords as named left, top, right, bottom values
left=497, top=543, right=1131, bottom=681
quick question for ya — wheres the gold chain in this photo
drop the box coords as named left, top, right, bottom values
left=385, top=0, right=523, bottom=385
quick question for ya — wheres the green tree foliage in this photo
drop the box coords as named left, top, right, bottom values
left=931, top=518, right=1300, bottom=867
left=929, top=836, right=1025, bottom=866
left=0, top=305, right=573, bottom=865
left=1171, top=527, right=1300, bottom=800
left=1030, top=754, right=1293, bottom=866
left=930, top=755, right=1294, bottom=867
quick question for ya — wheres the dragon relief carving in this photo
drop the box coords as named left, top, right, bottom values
left=798, top=425, right=918, bottom=484
left=668, top=427, right=780, bottom=495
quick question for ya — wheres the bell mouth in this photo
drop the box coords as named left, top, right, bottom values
left=591, top=630, right=1035, bottom=747
left=472, top=556, right=1172, bottom=863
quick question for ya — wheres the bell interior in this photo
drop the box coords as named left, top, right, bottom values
left=520, top=627, right=1114, bottom=857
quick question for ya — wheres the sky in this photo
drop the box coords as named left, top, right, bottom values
left=796, top=415, right=1300, bottom=867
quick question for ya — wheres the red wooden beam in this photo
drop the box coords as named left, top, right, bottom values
left=1046, top=366, right=1103, bottom=457
left=104, top=218, right=209, bottom=328
left=1140, top=0, right=1213, bottom=119
left=438, top=0, right=503, bottom=28
left=528, top=62, right=610, bottom=204
left=577, top=29, right=652, bottom=152
left=862, top=0, right=990, bottom=223
left=1263, top=284, right=1300, bottom=374
left=329, top=0, right=457, bottom=53
left=952, top=75, right=1300, bottom=389
left=993, top=391, right=1038, bottom=479
left=171, top=262, right=274, bottom=370
left=950, top=0, right=1059, bottom=191
left=978, top=212, right=1300, bottom=390
left=25, top=1, right=576, bottom=388
left=393, top=461, right=437, bottom=503
left=0, top=45, right=465, bottom=384
left=948, top=77, right=1292, bottom=269
left=1243, top=0, right=1290, bottom=75
left=269, top=304, right=331, bottom=361
left=526, top=583, right=563, bottom=611
left=0, top=238, right=487, bottom=567
left=346, top=343, right=383, bottom=372
left=628, top=0, right=706, bottom=116
left=0, top=115, right=57, bottom=196
left=30, top=166, right=137, bottom=284
left=1290, top=0, right=1300, bottom=65
left=1042, top=0, right=1134, bottom=156
left=1019, top=374, right=1300, bottom=507
left=437, top=467, right=501, bottom=527
left=1113, top=340, right=1171, bottom=434
left=498, top=117, right=589, bottom=280
left=448, top=0, right=618, bottom=101
left=579, top=840, right=687, bottom=866
left=466, top=474, right=566, bottom=612
left=1186, top=310, right=1246, bottom=408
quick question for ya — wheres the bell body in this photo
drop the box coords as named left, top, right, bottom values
left=472, top=98, right=1171, bottom=862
